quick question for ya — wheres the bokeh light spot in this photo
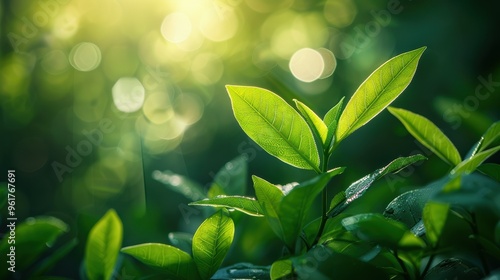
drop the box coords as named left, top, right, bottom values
left=324, top=0, right=357, bottom=28
left=161, top=12, right=192, bottom=43
left=143, top=92, right=174, bottom=124
left=199, top=8, right=238, bottom=42
left=112, top=77, right=146, bottom=113
left=69, top=42, right=102, bottom=72
left=191, top=52, right=224, bottom=85
left=289, top=48, right=337, bottom=83
left=174, top=93, right=204, bottom=125
left=41, top=50, right=69, bottom=75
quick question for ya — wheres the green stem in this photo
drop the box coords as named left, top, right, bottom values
left=312, top=150, right=330, bottom=247
left=394, top=249, right=411, bottom=280
left=421, top=247, right=437, bottom=279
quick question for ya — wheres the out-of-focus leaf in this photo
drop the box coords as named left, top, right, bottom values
left=477, top=163, right=500, bottom=181
left=423, top=258, right=483, bottom=280
left=153, top=170, right=206, bottom=201
left=121, top=243, right=199, bottom=280
left=208, top=155, right=248, bottom=198
left=270, top=259, right=294, bottom=280
left=443, top=175, right=461, bottom=192
left=423, top=202, right=450, bottom=247
left=211, top=262, right=271, bottom=279
left=189, top=195, right=264, bottom=217
left=168, top=232, right=193, bottom=254
left=226, top=85, right=320, bottom=171
left=0, top=184, right=7, bottom=209
left=388, top=107, right=461, bottom=166
left=328, top=155, right=426, bottom=218
left=85, top=209, right=122, bottom=280
left=292, top=245, right=388, bottom=279
left=451, top=146, right=500, bottom=175
left=479, top=121, right=500, bottom=152
left=469, top=234, right=500, bottom=260
left=323, top=97, right=345, bottom=149
left=342, top=213, right=425, bottom=250
left=336, top=47, right=426, bottom=143
left=496, top=220, right=500, bottom=245
left=0, top=216, right=68, bottom=275
left=192, top=209, right=234, bottom=280
left=294, top=99, right=328, bottom=144
left=31, top=238, right=78, bottom=276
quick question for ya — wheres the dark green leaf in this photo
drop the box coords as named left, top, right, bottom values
left=323, top=97, right=345, bottom=149
left=208, top=155, right=248, bottom=198
left=469, top=234, right=500, bottom=260
left=479, top=120, right=500, bottom=152
left=292, top=245, right=388, bottom=279
left=423, top=258, right=483, bottom=280
left=328, top=155, right=426, bottom=217
left=388, top=107, right=461, bottom=166
left=451, top=146, right=500, bottom=175
left=0, top=216, right=68, bottom=273
left=168, top=232, right=193, bottom=254
left=192, top=209, right=234, bottom=280
left=423, top=202, right=450, bottom=247
left=153, top=170, right=206, bottom=201
left=189, top=195, right=264, bottom=217
left=477, top=163, right=500, bottom=181
left=121, top=243, right=199, bottom=280
left=0, top=184, right=7, bottom=210
left=31, top=238, right=78, bottom=277
left=496, top=220, right=500, bottom=245
left=85, top=209, right=122, bottom=280
left=226, top=85, right=320, bottom=171
left=270, top=259, right=294, bottom=280
left=342, top=213, right=425, bottom=250
left=336, top=47, right=426, bottom=142
left=294, top=99, right=328, bottom=144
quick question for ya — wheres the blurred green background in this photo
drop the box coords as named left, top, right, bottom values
left=1, top=0, right=499, bottom=277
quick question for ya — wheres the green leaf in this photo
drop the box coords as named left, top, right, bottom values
left=208, top=155, right=248, bottom=198
left=192, top=209, right=234, bottom=280
left=226, top=85, right=320, bottom=171
left=342, top=213, right=426, bottom=250
left=389, top=107, right=461, bottom=166
left=336, top=47, right=426, bottom=142
left=279, top=168, right=344, bottom=250
left=190, top=195, right=264, bottom=217
left=252, top=176, right=285, bottom=243
left=153, top=170, right=206, bottom=201
left=469, top=234, right=500, bottom=260
left=293, top=99, right=328, bottom=145
left=168, top=232, right=193, bottom=254
left=451, top=146, right=500, bottom=175
left=479, top=120, right=500, bottom=152
left=270, top=259, right=294, bottom=280
left=323, top=97, right=345, bottom=149
left=85, top=209, right=122, bottom=280
left=0, top=216, right=68, bottom=274
left=328, top=155, right=427, bottom=217
left=477, top=163, right=500, bottom=181
left=423, top=258, right=483, bottom=280
left=422, top=202, right=450, bottom=247
left=121, top=243, right=199, bottom=280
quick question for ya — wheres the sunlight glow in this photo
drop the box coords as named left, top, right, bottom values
left=143, top=92, right=174, bottom=124
left=161, top=12, right=193, bottom=43
left=69, top=42, right=101, bottom=72
left=112, top=77, right=146, bottom=113
left=289, top=48, right=337, bottom=82
left=199, top=8, right=238, bottom=42
left=324, top=0, right=357, bottom=28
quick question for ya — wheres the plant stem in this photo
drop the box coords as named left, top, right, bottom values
left=312, top=150, right=330, bottom=247
left=421, top=247, right=436, bottom=279
left=470, top=212, right=490, bottom=275
left=394, top=249, right=411, bottom=280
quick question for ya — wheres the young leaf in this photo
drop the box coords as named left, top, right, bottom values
left=477, top=163, right=500, bottom=181
left=0, top=216, right=68, bottom=274
left=342, top=213, right=426, bottom=250
left=192, top=209, right=235, bottom=280
left=253, top=175, right=286, bottom=242
left=168, top=232, right=193, bottom=254
left=293, top=99, right=328, bottom=144
left=479, top=120, right=500, bottom=152
left=388, top=107, right=461, bottom=166
left=85, top=209, right=122, bottom=280
left=422, top=202, right=450, bottom=247
left=189, top=195, right=264, bottom=217
left=328, top=154, right=426, bottom=218
left=226, top=85, right=320, bottom=171
left=208, top=155, right=248, bottom=198
left=451, top=146, right=500, bottom=175
left=278, top=167, right=345, bottom=250
left=336, top=47, right=426, bottom=143
left=153, top=170, right=206, bottom=201
left=323, top=96, right=345, bottom=149
left=121, top=243, right=199, bottom=280
left=270, top=259, right=294, bottom=280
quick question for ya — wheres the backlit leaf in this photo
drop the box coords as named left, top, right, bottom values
left=192, top=209, right=234, bottom=280
left=294, top=99, right=328, bottom=145
left=389, top=107, right=461, bottom=166
left=324, top=97, right=345, bottom=148
left=451, top=146, right=500, bottom=175
left=226, top=85, right=320, bottom=171
left=336, top=47, right=426, bottom=142
left=423, top=202, right=450, bottom=247
left=479, top=120, right=500, bottom=152
left=190, top=195, right=264, bottom=217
